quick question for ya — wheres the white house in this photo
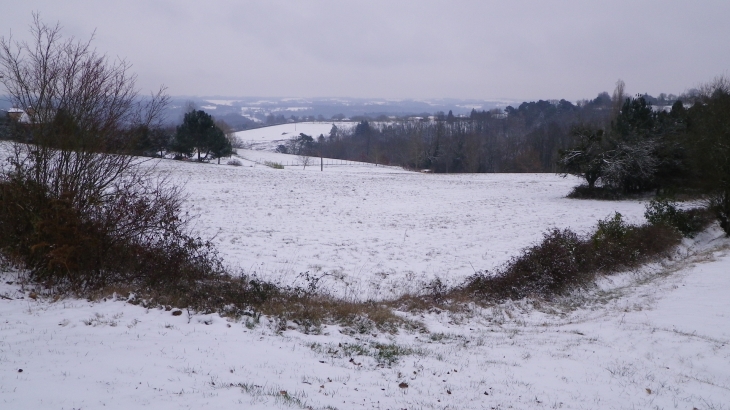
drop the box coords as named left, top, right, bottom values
left=7, top=107, right=31, bottom=124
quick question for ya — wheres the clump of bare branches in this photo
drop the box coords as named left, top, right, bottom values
left=0, top=15, right=223, bottom=293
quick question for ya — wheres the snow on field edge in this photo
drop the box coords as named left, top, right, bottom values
left=1, top=226, right=729, bottom=409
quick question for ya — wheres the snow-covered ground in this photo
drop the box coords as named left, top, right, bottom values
left=2, top=158, right=729, bottom=409
left=235, top=122, right=354, bottom=151
left=164, top=154, right=650, bottom=299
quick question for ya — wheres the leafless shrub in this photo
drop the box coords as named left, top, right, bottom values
left=298, top=155, right=312, bottom=170
left=600, top=139, right=659, bottom=192
left=0, top=15, right=223, bottom=293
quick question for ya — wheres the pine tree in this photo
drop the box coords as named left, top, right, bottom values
left=686, top=81, right=730, bottom=234
left=173, top=110, right=228, bottom=161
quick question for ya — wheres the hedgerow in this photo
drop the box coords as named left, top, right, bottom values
left=460, top=212, right=694, bottom=302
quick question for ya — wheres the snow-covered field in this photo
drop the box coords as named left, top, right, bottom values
left=166, top=152, right=650, bottom=300
left=235, top=122, right=354, bottom=151
left=2, top=156, right=729, bottom=409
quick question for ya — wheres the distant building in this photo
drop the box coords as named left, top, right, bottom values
left=650, top=103, right=690, bottom=113
left=7, top=107, right=31, bottom=124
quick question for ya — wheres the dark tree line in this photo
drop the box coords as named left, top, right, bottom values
left=558, top=77, right=730, bottom=235
left=283, top=85, right=712, bottom=185
left=2, top=107, right=235, bottom=164
left=558, top=93, right=707, bottom=196
left=291, top=93, right=618, bottom=173
left=676, top=78, right=730, bottom=234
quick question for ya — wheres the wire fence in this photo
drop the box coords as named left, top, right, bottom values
left=238, top=155, right=391, bottom=169
left=237, top=155, right=400, bottom=168
left=267, top=159, right=377, bottom=168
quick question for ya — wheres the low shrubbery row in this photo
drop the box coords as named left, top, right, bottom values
left=217, top=200, right=713, bottom=329
left=566, top=185, right=625, bottom=200
left=457, top=202, right=712, bottom=302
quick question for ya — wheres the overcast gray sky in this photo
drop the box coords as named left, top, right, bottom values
left=2, top=1, right=729, bottom=101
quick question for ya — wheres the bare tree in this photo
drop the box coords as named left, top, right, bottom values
left=600, top=138, right=658, bottom=191
left=611, top=79, right=626, bottom=119
left=0, top=14, right=169, bottom=212
left=1, top=15, right=168, bottom=143
left=298, top=154, right=312, bottom=170
left=0, top=15, right=206, bottom=288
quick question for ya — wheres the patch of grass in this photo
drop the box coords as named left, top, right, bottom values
left=244, top=311, right=261, bottom=329
left=309, top=340, right=423, bottom=366
left=309, top=341, right=370, bottom=358
left=259, top=293, right=422, bottom=335
left=264, top=161, right=284, bottom=169
left=341, top=342, right=371, bottom=357
left=227, top=382, right=313, bottom=409
left=372, top=342, right=417, bottom=365
left=428, top=332, right=461, bottom=343
left=82, top=312, right=121, bottom=327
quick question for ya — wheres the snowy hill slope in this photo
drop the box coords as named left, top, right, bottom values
left=234, top=122, right=354, bottom=151
left=1, top=158, right=729, bottom=409
left=160, top=157, right=650, bottom=300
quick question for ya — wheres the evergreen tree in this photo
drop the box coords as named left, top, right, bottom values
left=612, top=96, right=655, bottom=138
left=558, top=127, right=606, bottom=189
left=686, top=82, right=730, bottom=234
left=173, top=110, right=228, bottom=161
left=602, top=96, right=660, bottom=193
left=210, top=130, right=233, bottom=164
left=446, top=110, right=455, bottom=124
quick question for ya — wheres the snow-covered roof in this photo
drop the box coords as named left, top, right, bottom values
left=6, top=107, right=31, bottom=123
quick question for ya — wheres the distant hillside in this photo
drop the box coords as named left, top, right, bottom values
left=161, top=96, right=517, bottom=130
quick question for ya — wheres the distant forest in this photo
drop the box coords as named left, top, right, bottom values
left=288, top=86, right=694, bottom=174
left=0, top=81, right=711, bottom=177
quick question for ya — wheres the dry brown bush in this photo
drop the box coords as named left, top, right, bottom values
left=0, top=16, right=224, bottom=294
left=460, top=213, right=685, bottom=303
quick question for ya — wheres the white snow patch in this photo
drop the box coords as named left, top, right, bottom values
left=160, top=160, right=650, bottom=300
left=235, top=122, right=354, bottom=151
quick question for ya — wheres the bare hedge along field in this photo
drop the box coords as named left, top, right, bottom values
left=2, top=149, right=729, bottom=409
